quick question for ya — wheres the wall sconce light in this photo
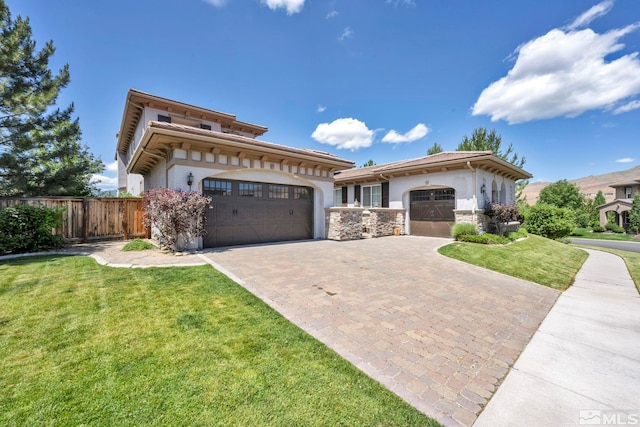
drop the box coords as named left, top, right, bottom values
left=187, top=172, right=194, bottom=190
left=480, top=184, right=486, bottom=195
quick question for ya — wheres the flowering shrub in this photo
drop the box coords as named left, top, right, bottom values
left=142, top=188, right=211, bottom=252
left=485, top=203, right=521, bottom=236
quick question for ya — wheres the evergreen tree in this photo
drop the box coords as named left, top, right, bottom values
left=0, top=0, right=102, bottom=196
left=629, top=192, right=640, bottom=234
left=360, top=159, right=376, bottom=168
left=594, top=190, right=606, bottom=207
left=457, top=127, right=525, bottom=168
left=427, top=142, right=443, bottom=155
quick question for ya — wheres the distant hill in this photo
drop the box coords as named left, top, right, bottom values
left=521, top=165, right=640, bottom=205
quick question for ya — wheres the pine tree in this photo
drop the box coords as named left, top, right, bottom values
left=457, top=127, right=525, bottom=168
left=629, top=192, right=640, bottom=234
left=426, top=142, right=443, bottom=155
left=0, top=0, right=102, bottom=196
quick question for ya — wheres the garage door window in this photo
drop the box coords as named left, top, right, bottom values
left=362, top=184, right=381, bottom=208
left=295, top=187, right=311, bottom=200
left=239, top=182, right=262, bottom=197
left=204, top=179, right=232, bottom=196
left=269, top=185, right=289, bottom=199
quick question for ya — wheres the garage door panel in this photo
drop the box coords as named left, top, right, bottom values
left=410, top=188, right=455, bottom=237
left=204, top=179, right=313, bottom=248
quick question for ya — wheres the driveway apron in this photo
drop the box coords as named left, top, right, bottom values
left=202, top=236, right=559, bottom=427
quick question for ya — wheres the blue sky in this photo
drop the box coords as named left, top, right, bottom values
left=8, top=0, right=640, bottom=191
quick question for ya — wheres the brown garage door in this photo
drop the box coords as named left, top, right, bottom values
left=410, top=188, right=455, bottom=237
left=203, top=178, right=313, bottom=248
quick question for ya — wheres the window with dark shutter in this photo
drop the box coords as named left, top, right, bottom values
left=354, top=185, right=361, bottom=204
left=157, top=114, right=171, bottom=123
left=341, top=186, right=348, bottom=204
left=382, top=182, right=389, bottom=208
left=200, top=124, right=212, bottom=130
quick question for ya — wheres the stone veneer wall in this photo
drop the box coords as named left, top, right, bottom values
left=454, top=209, right=489, bottom=233
left=367, top=208, right=406, bottom=237
left=325, top=208, right=363, bottom=241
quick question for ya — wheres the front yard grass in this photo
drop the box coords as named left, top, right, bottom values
left=571, top=228, right=636, bottom=242
left=438, top=235, right=588, bottom=290
left=0, top=255, right=439, bottom=427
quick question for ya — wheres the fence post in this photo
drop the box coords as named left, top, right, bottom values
left=82, top=198, right=89, bottom=243
left=123, top=199, right=129, bottom=240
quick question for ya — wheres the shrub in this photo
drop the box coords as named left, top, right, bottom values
left=142, top=188, right=211, bottom=252
left=451, top=223, right=478, bottom=240
left=0, top=205, right=64, bottom=254
left=485, top=203, right=521, bottom=236
left=122, top=238, right=156, bottom=251
left=605, top=223, right=626, bottom=233
left=592, top=225, right=605, bottom=233
left=457, top=233, right=510, bottom=245
left=523, top=203, right=575, bottom=239
left=507, top=228, right=528, bottom=241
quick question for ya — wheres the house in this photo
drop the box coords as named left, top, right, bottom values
left=115, top=89, right=354, bottom=249
left=597, top=179, right=640, bottom=229
left=329, top=152, right=532, bottom=238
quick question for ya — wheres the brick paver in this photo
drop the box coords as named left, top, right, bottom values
left=202, top=236, right=559, bottom=427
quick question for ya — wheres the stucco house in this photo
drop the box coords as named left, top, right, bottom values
left=115, top=89, right=354, bottom=249
left=597, top=179, right=640, bottom=229
left=330, top=152, right=532, bottom=238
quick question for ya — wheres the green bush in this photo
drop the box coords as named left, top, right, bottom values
left=451, top=223, right=478, bottom=239
left=592, top=225, right=605, bottom=233
left=507, top=228, right=528, bottom=240
left=0, top=205, right=64, bottom=254
left=457, top=233, right=510, bottom=245
left=122, top=238, right=156, bottom=251
left=605, top=223, right=626, bottom=233
left=523, top=203, right=575, bottom=239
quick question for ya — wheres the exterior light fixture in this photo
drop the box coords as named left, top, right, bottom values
left=187, top=172, right=194, bottom=190
left=480, top=184, right=486, bottom=195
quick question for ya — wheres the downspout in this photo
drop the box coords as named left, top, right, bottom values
left=466, top=161, right=476, bottom=215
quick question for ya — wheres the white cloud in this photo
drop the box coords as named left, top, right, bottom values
left=381, top=123, right=430, bottom=144
left=613, top=100, right=640, bottom=114
left=203, top=0, right=229, bottom=7
left=91, top=174, right=118, bottom=191
left=339, top=27, right=354, bottom=41
left=566, top=0, right=614, bottom=31
left=261, top=0, right=304, bottom=15
left=311, top=118, right=374, bottom=151
left=616, top=157, right=635, bottom=163
left=326, top=10, right=338, bottom=19
left=472, top=3, right=640, bottom=124
left=104, top=160, right=118, bottom=173
left=316, top=105, right=326, bottom=113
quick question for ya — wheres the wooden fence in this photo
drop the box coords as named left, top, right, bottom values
left=0, top=197, right=149, bottom=243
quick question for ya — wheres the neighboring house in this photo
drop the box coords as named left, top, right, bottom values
left=597, top=179, right=640, bottom=229
left=332, top=152, right=532, bottom=238
left=115, top=89, right=354, bottom=249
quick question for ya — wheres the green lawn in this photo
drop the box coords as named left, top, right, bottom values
left=0, top=255, right=439, bottom=427
left=570, top=228, right=637, bottom=241
left=438, top=235, right=588, bottom=290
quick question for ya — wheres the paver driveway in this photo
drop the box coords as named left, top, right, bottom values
left=203, top=236, right=559, bottom=426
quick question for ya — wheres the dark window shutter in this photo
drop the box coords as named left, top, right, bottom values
left=382, top=182, right=389, bottom=208
left=157, top=114, right=171, bottom=123
left=200, top=124, right=212, bottom=130
left=341, top=186, right=348, bottom=204
left=354, top=185, right=361, bottom=204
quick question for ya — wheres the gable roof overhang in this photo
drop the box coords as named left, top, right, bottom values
left=127, top=121, right=355, bottom=175
left=115, top=89, right=269, bottom=160
left=597, top=199, right=633, bottom=211
left=333, top=151, right=532, bottom=186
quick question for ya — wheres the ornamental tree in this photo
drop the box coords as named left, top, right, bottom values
left=142, top=188, right=211, bottom=252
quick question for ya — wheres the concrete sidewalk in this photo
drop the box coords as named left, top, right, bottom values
left=474, top=249, right=640, bottom=427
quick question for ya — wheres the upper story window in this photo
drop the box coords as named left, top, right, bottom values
left=626, top=187, right=633, bottom=199
left=362, top=184, right=381, bottom=208
left=157, top=114, right=171, bottom=123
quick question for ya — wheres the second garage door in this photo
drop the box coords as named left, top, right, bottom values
left=409, top=188, right=455, bottom=238
left=203, top=178, right=314, bottom=248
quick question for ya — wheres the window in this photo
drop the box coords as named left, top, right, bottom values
left=199, top=124, right=212, bottom=130
left=334, top=188, right=342, bottom=206
left=294, top=187, right=311, bottom=200
left=362, top=184, right=381, bottom=208
left=268, top=185, right=288, bottom=199
left=239, top=182, right=262, bottom=197
left=157, top=114, right=171, bottom=123
left=204, top=179, right=231, bottom=196
left=626, top=187, right=633, bottom=199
